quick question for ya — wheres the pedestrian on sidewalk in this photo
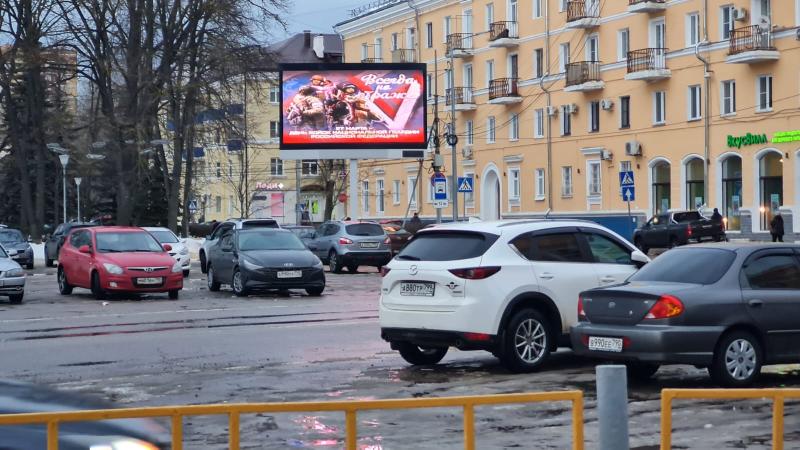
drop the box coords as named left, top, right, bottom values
left=770, top=213, right=784, bottom=242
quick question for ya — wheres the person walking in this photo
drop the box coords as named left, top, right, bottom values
left=770, top=213, right=785, bottom=242
left=711, top=208, right=723, bottom=224
left=406, top=212, right=423, bottom=234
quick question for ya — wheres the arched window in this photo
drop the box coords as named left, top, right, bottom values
left=759, top=152, right=783, bottom=230
left=685, top=158, right=704, bottom=210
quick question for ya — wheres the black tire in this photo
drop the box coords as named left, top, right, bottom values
left=232, top=269, right=248, bottom=297
left=397, top=342, right=448, bottom=365
left=25, top=262, right=34, bottom=270
left=709, top=330, right=762, bottom=387
left=306, top=286, right=325, bottom=296
left=91, top=272, right=107, bottom=300
left=329, top=251, right=343, bottom=274
left=626, top=362, right=660, bottom=381
left=206, top=265, right=221, bottom=292
left=45, top=258, right=54, bottom=268
left=347, top=264, right=358, bottom=273
left=500, top=308, right=552, bottom=373
left=168, top=290, right=179, bottom=300
left=199, top=252, right=207, bottom=274
left=9, top=293, right=23, bottom=304
left=634, top=238, right=648, bottom=255
left=182, top=269, right=190, bottom=278
left=58, top=267, right=73, bottom=295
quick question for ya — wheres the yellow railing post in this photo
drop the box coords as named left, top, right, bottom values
left=773, top=395, right=784, bottom=450
left=660, top=390, right=672, bottom=450
left=229, top=411, right=240, bottom=450
left=345, top=409, right=357, bottom=450
left=572, top=394, right=584, bottom=450
left=463, top=403, right=475, bottom=450
left=47, top=420, right=59, bottom=450
left=172, top=414, right=183, bottom=450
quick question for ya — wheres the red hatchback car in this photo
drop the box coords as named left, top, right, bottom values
left=57, top=226, right=183, bottom=300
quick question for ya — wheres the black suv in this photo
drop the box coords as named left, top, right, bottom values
left=45, top=222, right=97, bottom=267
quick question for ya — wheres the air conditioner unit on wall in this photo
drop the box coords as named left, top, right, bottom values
left=734, top=7, right=747, bottom=21
left=601, top=150, right=613, bottom=161
left=625, top=141, right=642, bottom=156
left=600, top=99, right=614, bottom=110
left=462, top=146, right=473, bottom=159
left=567, top=103, right=579, bottom=114
left=547, top=105, right=558, bottom=116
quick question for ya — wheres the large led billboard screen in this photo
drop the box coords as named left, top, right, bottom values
left=280, top=63, right=427, bottom=152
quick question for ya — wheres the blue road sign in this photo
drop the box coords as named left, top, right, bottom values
left=433, top=173, right=448, bottom=201
left=188, top=200, right=198, bottom=214
left=622, top=186, right=636, bottom=202
left=457, top=177, right=474, bottom=193
left=619, top=171, right=635, bottom=187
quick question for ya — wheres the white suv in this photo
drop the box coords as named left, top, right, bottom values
left=379, top=220, right=649, bottom=372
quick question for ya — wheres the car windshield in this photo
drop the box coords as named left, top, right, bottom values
left=0, top=230, right=24, bottom=243
left=397, top=231, right=499, bottom=261
left=237, top=231, right=306, bottom=251
left=345, top=223, right=384, bottom=236
left=149, top=230, right=179, bottom=244
left=629, top=248, right=736, bottom=284
left=96, top=232, right=163, bottom=253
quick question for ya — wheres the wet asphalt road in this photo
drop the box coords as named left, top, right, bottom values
left=2, top=263, right=800, bottom=449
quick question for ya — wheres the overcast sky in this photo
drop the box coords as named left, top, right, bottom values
left=281, top=0, right=370, bottom=38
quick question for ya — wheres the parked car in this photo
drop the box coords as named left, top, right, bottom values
left=633, top=210, right=725, bottom=253
left=0, top=227, right=33, bottom=269
left=380, top=219, right=649, bottom=372
left=283, top=225, right=317, bottom=244
left=205, top=229, right=325, bottom=296
left=143, top=227, right=191, bottom=277
left=45, top=222, right=97, bottom=267
left=307, top=220, right=393, bottom=273
left=199, top=218, right=280, bottom=274
left=0, top=380, right=169, bottom=449
left=0, top=243, right=26, bottom=304
left=571, top=243, right=800, bottom=387
left=382, top=224, right=413, bottom=254
left=57, top=226, right=183, bottom=300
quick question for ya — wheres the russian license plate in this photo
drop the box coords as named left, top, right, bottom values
left=137, top=277, right=162, bottom=285
left=277, top=270, right=302, bottom=279
left=588, top=336, right=623, bottom=353
left=360, top=242, right=379, bottom=249
left=399, top=282, right=435, bottom=297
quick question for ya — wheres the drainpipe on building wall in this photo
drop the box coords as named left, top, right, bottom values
left=540, top=0, right=553, bottom=212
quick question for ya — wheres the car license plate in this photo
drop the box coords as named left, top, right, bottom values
left=588, top=336, right=623, bottom=353
left=277, top=270, right=302, bottom=279
left=399, top=282, right=435, bottom=297
left=360, top=242, right=379, bottom=249
left=137, top=277, right=162, bottom=285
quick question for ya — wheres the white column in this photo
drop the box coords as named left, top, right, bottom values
left=349, top=159, right=358, bottom=219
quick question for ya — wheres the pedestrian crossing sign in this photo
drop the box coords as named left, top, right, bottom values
left=619, top=171, right=634, bottom=187
left=457, top=177, right=474, bottom=193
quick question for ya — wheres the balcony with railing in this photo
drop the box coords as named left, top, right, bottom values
left=488, top=78, right=522, bottom=105
left=627, top=0, right=666, bottom=13
left=564, top=61, right=604, bottom=92
left=488, top=21, right=519, bottom=48
left=566, top=1, right=600, bottom=29
left=726, top=25, right=779, bottom=64
left=446, top=33, right=473, bottom=58
left=445, top=87, right=477, bottom=111
left=391, top=49, right=416, bottom=63
left=624, top=48, right=671, bottom=81
left=360, top=58, right=383, bottom=63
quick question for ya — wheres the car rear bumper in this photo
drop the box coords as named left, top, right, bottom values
left=380, top=297, right=499, bottom=336
left=381, top=327, right=498, bottom=351
left=340, top=251, right=392, bottom=266
left=103, top=273, right=183, bottom=292
left=570, top=322, right=724, bottom=366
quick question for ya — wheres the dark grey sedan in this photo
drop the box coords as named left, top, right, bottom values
left=571, top=243, right=800, bottom=387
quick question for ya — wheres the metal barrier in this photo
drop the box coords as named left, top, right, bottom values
left=0, top=391, right=584, bottom=450
left=661, top=388, right=800, bottom=450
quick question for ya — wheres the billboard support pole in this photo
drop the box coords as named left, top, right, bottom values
left=433, top=51, right=442, bottom=224
left=349, top=159, right=358, bottom=219
left=449, top=51, right=458, bottom=223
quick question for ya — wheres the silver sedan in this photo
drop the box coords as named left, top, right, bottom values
left=0, top=244, right=26, bottom=304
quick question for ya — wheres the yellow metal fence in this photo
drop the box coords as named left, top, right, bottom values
left=661, top=388, right=800, bottom=450
left=0, top=391, right=585, bottom=450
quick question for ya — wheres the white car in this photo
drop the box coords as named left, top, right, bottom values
left=0, top=243, right=26, bottom=304
left=143, top=227, right=191, bottom=277
left=379, top=219, right=650, bottom=372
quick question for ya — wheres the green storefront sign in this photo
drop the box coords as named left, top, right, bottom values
left=727, top=133, right=768, bottom=149
left=772, top=130, right=800, bottom=144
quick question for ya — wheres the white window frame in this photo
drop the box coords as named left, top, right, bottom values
left=485, top=3, right=494, bottom=31
left=302, top=160, right=319, bottom=176
left=533, top=0, right=542, bottom=18
left=721, top=80, right=736, bottom=115
left=559, top=0, right=567, bottom=12
left=269, top=86, right=279, bottom=104
left=376, top=179, right=385, bottom=214
left=509, top=113, right=519, bottom=141
left=486, top=60, right=494, bottom=88
left=426, top=22, right=433, bottom=48
left=270, top=157, right=283, bottom=176
left=508, top=167, right=521, bottom=201
left=533, top=48, right=544, bottom=78
left=392, top=180, right=401, bottom=205
left=535, top=168, right=545, bottom=200
left=374, top=37, right=382, bottom=60
left=360, top=43, right=368, bottom=61
left=391, top=33, right=398, bottom=51
left=688, top=85, right=701, bottom=121
left=686, top=12, right=700, bottom=48
left=407, top=176, right=418, bottom=206
left=586, top=34, right=599, bottom=62
left=269, top=120, right=279, bottom=139
left=588, top=100, right=600, bottom=133
left=466, top=120, right=474, bottom=145
left=587, top=160, right=602, bottom=197
left=757, top=75, right=773, bottom=112
left=617, top=28, right=630, bottom=62
left=443, top=16, right=451, bottom=43
left=426, top=73, right=433, bottom=100
left=620, top=95, right=631, bottom=128
left=653, top=91, right=666, bottom=125
left=649, top=18, right=666, bottom=48
left=534, top=109, right=545, bottom=138
left=559, top=43, right=570, bottom=73
left=560, top=105, right=571, bottom=136
left=487, top=116, right=496, bottom=143
left=720, top=5, right=735, bottom=40
left=561, top=166, right=573, bottom=197
left=362, top=180, right=370, bottom=214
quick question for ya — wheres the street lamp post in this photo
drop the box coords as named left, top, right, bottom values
left=75, top=178, right=83, bottom=222
left=58, top=154, right=70, bottom=222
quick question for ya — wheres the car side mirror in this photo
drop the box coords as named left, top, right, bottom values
left=205, top=234, right=213, bottom=240
left=631, top=250, right=649, bottom=268
left=78, top=245, right=92, bottom=254
left=162, top=244, right=173, bottom=252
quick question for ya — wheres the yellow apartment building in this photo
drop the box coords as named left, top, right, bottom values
left=336, top=0, right=800, bottom=239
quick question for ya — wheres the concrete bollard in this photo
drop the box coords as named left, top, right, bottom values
left=596, top=365, right=630, bottom=450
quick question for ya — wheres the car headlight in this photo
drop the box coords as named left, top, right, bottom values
left=241, top=258, right=262, bottom=270
left=102, top=263, right=124, bottom=275
left=172, top=261, right=182, bottom=273
left=179, top=247, right=189, bottom=255
left=312, top=257, right=323, bottom=269
left=90, top=438, right=159, bottom=450
left=5, top=268, right=24, bottom=278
